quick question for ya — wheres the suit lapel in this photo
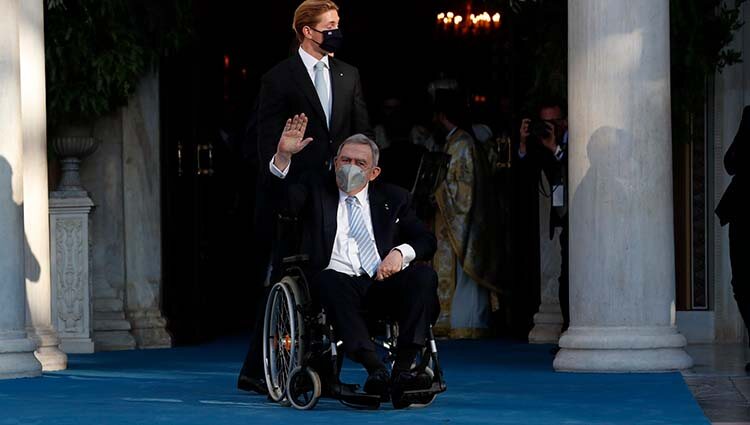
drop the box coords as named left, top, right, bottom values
left=368, top=184, right=389, bottom=259
left=321, top=174, right=339, bottom=256
left=329, top=59, right=345, bottom=141
left=289, top=54, right=329, bottom=132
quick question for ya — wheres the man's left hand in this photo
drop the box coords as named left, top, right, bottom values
left=375, top=250, right=403, bottom=281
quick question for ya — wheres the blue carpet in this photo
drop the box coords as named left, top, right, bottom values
left=0, top=337, right=707, bottom=424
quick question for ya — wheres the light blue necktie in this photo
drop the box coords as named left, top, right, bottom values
left=313, top=61, right=330, bottom=127
left=345, top=196, right=380, bottom=277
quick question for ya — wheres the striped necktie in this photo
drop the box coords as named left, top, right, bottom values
left=345, top=196, right=380, bottom=277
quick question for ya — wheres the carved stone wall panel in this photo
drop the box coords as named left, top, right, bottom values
left=49, top=197, right=94, bottom=353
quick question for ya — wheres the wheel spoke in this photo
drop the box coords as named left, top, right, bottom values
left=265, top=284, right=303, bottom=403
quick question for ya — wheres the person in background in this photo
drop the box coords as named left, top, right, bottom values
left=377, top=96, right=427, bottom=191
left=716, top=105, right=749, bottom=371
left=432, top=89, right=500, bottom=339
left=518, top=98, right=569, bottom=334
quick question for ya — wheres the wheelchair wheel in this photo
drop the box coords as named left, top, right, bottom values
left=263, top=281, right=302, bottom=403
left=287, top=366, right=321, bottom=410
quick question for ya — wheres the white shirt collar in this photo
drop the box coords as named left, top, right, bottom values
left=447, top=126, right=459, bottom=139
left=298, top=46, right=329, bottom=71
left=339, top=183, right=369, bottom=205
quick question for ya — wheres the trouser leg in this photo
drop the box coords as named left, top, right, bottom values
left=239, top=185, right=275, bottom=379
left=239, top=283, right=270, bottom=378
left=366, top=264, right=440, bottom=349
left=313, top=270, right=375, bottom=355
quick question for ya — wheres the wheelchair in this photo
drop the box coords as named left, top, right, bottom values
left=262, top=254, right=447, bottom=410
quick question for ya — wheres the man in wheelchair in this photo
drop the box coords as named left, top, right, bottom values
left=268, top=114, right=441, bottom=404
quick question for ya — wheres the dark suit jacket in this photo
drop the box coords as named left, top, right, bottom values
left=716, top=106, right=748, bottom=226
left=273, top=172, right=437, bottom=275
left=252, top=53, right=372, bottom=281
left=257, top=53, right=372, bottom=183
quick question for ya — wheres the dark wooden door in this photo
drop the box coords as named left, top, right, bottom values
left=160, top=44, right=259, bottom=345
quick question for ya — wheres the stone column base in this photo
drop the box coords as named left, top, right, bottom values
left=0, top=333, right=42, bottom=379
left=29, top=326, right=67, bottom=371
left=529, top=303, right=563, bottom=344
left=93, top=298, right=136, bottom=351
left=129, top=310, right=171, bottom=349
left=60, top=338, right=95, bottom=354
left=94, top=331, right=137, bottom=352
left=554, top=326, right=694, bottom=372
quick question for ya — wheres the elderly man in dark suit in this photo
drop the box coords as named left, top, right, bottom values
left=239, top=0, right=371, bottom=393
left=269, top=114, right=439, bottom=400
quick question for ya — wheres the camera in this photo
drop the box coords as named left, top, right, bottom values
left=529, top=119, right=552, bottom=140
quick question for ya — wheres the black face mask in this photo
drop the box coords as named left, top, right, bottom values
left=311, top=28, right=343, bottom=53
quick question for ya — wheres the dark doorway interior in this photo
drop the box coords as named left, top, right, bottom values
left=161, top=0, right=544, bottom=345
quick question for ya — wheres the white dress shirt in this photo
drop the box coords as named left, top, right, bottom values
left=270, top=159, right=416, bottom=275
left=298, top=47, right=332, bottom=126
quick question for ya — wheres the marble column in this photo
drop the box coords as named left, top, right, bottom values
left=0, top=0, right=43, bottom=379
left=122, top=74, right=171, bottom=349
left=555, top=0, right=693, bottom=372
left=529, top=174, right=564, bottom=344
left=20, top=0, right=67, bottom=371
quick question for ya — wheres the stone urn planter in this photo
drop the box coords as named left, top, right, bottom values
left=50, top=127, right=100, bottom=198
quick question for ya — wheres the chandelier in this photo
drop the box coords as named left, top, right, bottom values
left=436, top=9, right=502, bottom=34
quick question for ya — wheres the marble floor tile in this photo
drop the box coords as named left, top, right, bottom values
left=685, top=376, right=746, bottom=402
left=733, top=377, right=750, bottom=402
left=685, top=344, right=748, bottom=377
left=685, top=344, right=750, bottom=424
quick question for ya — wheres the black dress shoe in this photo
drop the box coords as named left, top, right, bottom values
left=237, top=374, right=268, bottom=395
left=390, top=369, right=432, bottom=409
left=390, top=369, right=431, bottom=392
left=363, top=368, right=391, bottom=400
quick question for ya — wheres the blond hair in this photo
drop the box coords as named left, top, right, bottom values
left=292, top=0, right=339, bottom=43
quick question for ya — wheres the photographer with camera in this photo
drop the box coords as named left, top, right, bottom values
left=519, top=99, right=570, bottom=335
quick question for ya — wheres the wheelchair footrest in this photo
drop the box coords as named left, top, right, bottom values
left=329, top=383, right=382, bottom=409
left=398, top=381, right=446, bottom=402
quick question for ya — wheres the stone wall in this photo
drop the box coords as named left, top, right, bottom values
left=78, top=73, right=170, bottom=350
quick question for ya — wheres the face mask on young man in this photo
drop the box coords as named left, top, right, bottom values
left=310, top=28, right=343, bottom=53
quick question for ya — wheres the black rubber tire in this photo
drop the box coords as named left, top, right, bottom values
left=287, top=367, right=322, bottom=410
